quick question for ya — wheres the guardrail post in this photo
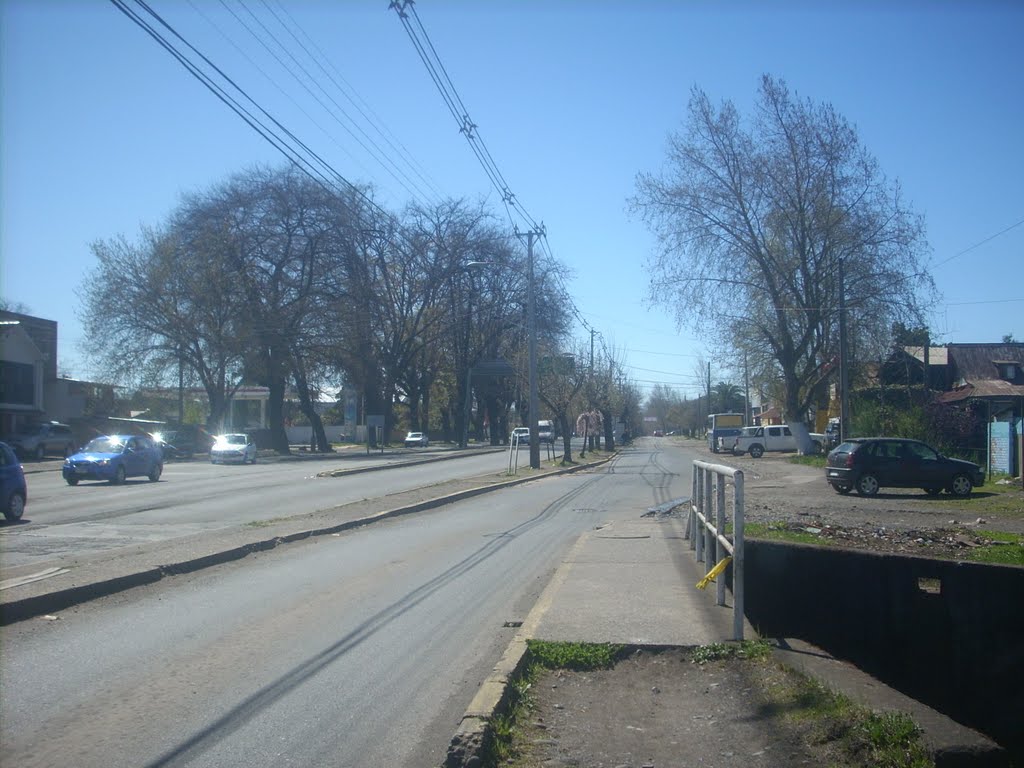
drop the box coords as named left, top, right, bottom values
left=733, top=470, right=744, bottom=641
left=716, top=473, right=727, bottom=607
left=688, top=460, right=746, bottom=641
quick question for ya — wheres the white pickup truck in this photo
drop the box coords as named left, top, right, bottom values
left=728, top=425, right=825, bottom=458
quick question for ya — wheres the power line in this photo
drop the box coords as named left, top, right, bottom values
left=227, top=0, right=440, bottom=207
left=110, top=0, right=392, bottom=223
left=933, top=217, right=1024, bottom=268
left=389, top=0, right=543, bottom=234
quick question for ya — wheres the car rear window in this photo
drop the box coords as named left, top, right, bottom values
left=833, top=441, right=859, bottom=453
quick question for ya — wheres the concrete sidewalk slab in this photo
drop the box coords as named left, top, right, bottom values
left=532, top=516, right=744, bottom=646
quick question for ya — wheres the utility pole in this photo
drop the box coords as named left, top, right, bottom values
left=518, top=226, right=544, bottom=469
left=743, top=351, right=750, bottom=425
left=838, top=258, right=850, bottom=442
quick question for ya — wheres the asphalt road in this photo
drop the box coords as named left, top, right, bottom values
left=0, top=439, right=697, bottom=768
left=1, top=446, right=540, bottom=569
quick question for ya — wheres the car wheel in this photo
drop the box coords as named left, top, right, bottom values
left=211, top=457, right=217, bottom=464
left=832, top=484, right=852, bottom=495
left=148, top=463, right=162, bottom=482
left=65, top=476, right=79, bottom=486
left=35, top=444, right=45, bottom=461
left=923, top=487, right=942, bottom=496
left=249, top=452, right=257, bottom=464
left=111, top=465, right=126, bottom=485
left=949, top=474, right=973, bottom=497
left=749, top=444, right=764, bottom=459
left=855, top=473, right=879, bottom=496
left=4, top=492, right=25, bottom=521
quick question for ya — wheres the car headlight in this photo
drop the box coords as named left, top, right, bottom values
left=97, top=459, right=110, bottom=466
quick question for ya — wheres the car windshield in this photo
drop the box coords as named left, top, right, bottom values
left=407, top=432, right=422, bottom=438
left=83, top=437, right=125, bottom=453
left=219, top=435, right=247, bottom=445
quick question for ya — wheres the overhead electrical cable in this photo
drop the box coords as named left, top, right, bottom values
left=110, top=0, right=393, bottom=224
left=389, top=0, right=543, bottom=233
left=266, top=0, right=445, bottom=202
left=227, top=0, right=438, bottom=207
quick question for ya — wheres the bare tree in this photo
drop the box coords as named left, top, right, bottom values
left=82, top=228, right=247, bottom=430
left=633, top=75, right=935, bottom=451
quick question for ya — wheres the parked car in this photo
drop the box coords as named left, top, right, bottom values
left=0, top=441, right=27, bottom=521
left=404, top=431, right=429, bottom=448
left=210, top=433, right=258, bottom=464
left=730, top=424, right=826, bottom=458
left=63, top=435, right=163, bottom=485
left=825, top=438, right=984, bottom=497
left=5, top=421, right=76, bottom=461
left=511, top=427, right=530, bottom=445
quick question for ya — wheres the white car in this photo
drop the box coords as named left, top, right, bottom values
left=404, top=431, right=429, bottom=448
left=210, top=433, right=257, bottom=464
left=511, top=427, right=530, bottom=446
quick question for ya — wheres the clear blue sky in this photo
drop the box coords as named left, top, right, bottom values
left=2, top=0, right=1022, bottom=399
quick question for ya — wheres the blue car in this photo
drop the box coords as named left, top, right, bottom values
left=1, top=441, right=27, bottom=521
left=63, top=435, right=164, bottom=486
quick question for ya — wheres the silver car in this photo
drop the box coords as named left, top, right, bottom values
left=210, top=434, right=258, bottom=464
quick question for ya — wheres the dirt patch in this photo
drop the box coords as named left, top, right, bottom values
left=506, top=648, right=860, bottom=768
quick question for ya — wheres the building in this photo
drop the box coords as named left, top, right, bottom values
left=0, top=310, right=116, bottom=439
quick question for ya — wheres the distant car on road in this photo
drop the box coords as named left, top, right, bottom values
left=0, top=441, right=27, bottom=521
left=511, top=427, right=530, bottom=445
left=5, top=421, right=76, bottom=461
left=151, top=429, right=201, bottom=460
left=63, top=435, right=163, bottom=486
left=404, top=431, right=429, bottom=448
left=210, top=433, right=258, bottom=464
left=825, top=437, right=984, bottom=497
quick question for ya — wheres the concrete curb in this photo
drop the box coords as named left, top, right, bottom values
left=0, top=453, right=614, bottom=626
left=443, top=527, right=592, bottom=768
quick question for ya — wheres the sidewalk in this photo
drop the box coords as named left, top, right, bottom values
left=445, top=511, right=1007, bottom=768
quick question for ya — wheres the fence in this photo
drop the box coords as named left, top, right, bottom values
left=687, top=460, right=745, bottom=640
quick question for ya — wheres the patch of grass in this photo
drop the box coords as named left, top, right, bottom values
left=526, top=640, right=627, bottom=670
left=919, top=481, right=1024, bottom=517
left=744, top=521, right=837, bottom=547
left=766, top=667, right=934, bottom=767
left=690, top=639, right=773, bottom=664
left=962, top=530, right=1024, bottom=566
left=789, top=454, right=827, bottom=468
left=485, top=675, right=535, bottom=765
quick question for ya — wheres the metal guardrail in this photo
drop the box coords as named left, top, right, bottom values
left=687, top=460, right=745, bottom=640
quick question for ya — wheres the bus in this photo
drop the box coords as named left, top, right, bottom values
left=707, top=413, right=745, bottom=453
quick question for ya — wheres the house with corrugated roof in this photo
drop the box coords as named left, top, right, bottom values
left=936, top=343, right=1024, bottom=421
left=877, top=342, right=1023, bottom=475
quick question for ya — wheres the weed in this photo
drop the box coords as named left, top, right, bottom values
left=690, top=639, right=773, bottom=664
left=763, top=667, right=935, bottom=767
